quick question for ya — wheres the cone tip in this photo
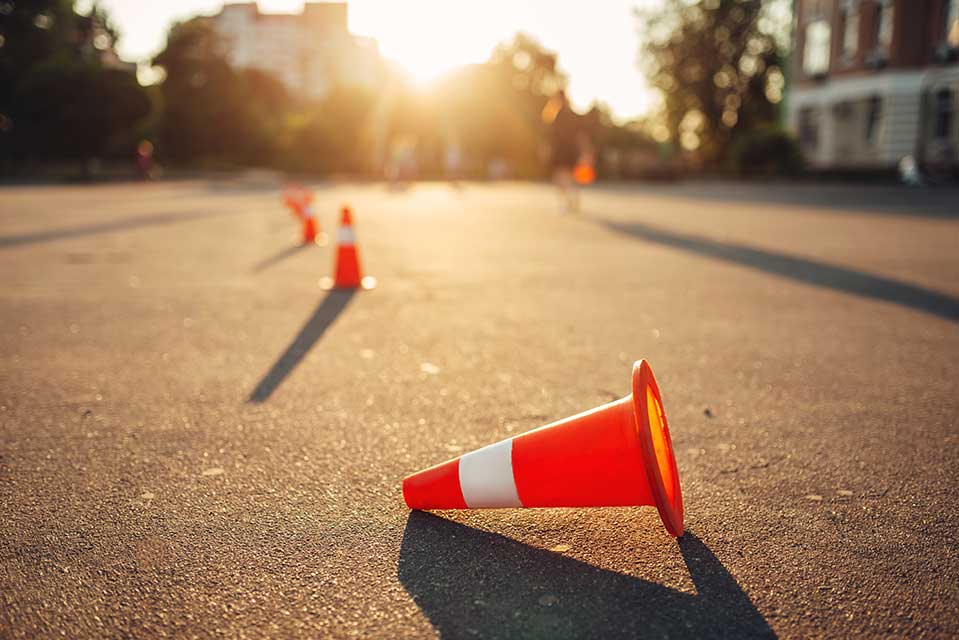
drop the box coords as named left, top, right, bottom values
left=402, top=458, right=467, bottom=511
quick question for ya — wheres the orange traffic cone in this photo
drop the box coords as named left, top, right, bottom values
left=321, top=206, right=375, bottom=290
left=283, top=184, right=326, bottom=246
left=402, top=360, right=684, bottom=536
left=283, top=184, right=306, bottom=220
left=301, top=204, right=323, bottom=245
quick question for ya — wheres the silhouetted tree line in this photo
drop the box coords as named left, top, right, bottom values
left=1, top=0, right=797, bottom=179
left=150, top=21, right=651, bottom=179
left=0, top=0, right=151, bottom=176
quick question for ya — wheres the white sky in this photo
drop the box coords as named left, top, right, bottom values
left=88, top=0, right=653, bottom=121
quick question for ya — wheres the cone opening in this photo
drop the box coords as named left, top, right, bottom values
left=646, top=386, right=677, bottom=506
left=632, top=360, right=684, bottom=537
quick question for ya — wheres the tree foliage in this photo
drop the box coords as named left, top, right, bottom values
left=0, top=1, right=150, bottom=173
left=152, top=18, right=275, bottom=165
left=3, top=5, right=671, bottom=178
left=151, top=28, right=586, bottom=177
left=637, top=0, right=790, bottom=168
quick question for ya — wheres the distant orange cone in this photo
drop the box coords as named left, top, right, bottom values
left=302, top=213, right=318, bottom=244
left=283, top=184, right=326, bottom=246
left=283, top=184, right=307, bottom=220
left=321, top=206, right=375, bottom=290
left=402, top=360, right=684, bottom=536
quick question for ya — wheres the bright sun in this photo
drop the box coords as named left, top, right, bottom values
left=384, top=46, right=461, bottom=86
left=349, top=0, right=504, bottom=85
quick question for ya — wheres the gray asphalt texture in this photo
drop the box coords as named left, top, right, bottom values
left=1, top=179, right=957, bottom=639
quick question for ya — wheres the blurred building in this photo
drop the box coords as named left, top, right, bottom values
left=788, top=0, right=959, bottom=174
left=212, top=2, right=383, bottom=98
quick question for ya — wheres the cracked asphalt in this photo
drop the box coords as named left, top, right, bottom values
left=1, top=179, right=957, bottom=638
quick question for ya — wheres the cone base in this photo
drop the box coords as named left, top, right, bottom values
left=631, top=360, right=684, bottom=537
left=320, top=276, right=376, bottom=291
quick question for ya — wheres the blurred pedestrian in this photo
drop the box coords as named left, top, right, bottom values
left=136, top=140, right=155, bottom=180
left=542, top=90, right=592, bottom=212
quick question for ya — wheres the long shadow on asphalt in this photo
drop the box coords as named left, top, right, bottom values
left=398, top=512, right=775, bottom=639
left=0, top=210, right=229, bottom=249
left=252, top=243, right=310, bottom=273
left=248, top=290, right=355, bottom=402
left=602, top=219, right=959, bottom=323
left=623, top=184, right=959, bottom=219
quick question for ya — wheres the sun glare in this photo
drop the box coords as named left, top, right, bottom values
left=383, top=44, right=463, bottom=86
left=349, top=1, right=507, bottom=87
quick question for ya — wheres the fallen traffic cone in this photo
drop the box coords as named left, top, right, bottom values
left=321, top=206, right=375, bottom=290
left=402, top=360, right=684, bottom=536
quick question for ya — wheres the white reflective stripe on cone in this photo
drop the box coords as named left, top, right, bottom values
left=337, top=227, right=356, bottom=245
left=304, top=206, right=315, bottom=219
left=458, top=438, right=522, bottom=508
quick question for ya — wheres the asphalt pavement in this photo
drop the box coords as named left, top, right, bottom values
left=1, top=179, right=957, bottom=639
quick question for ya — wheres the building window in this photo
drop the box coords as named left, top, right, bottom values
left=799, top=107, right=820, bottom=149
left=946, top=0, right=959, bottom=48
left=840, top=1, right=860, bottom=62
left=934, top=89, right=955, bottom=139
left=865, top=96, right=882, bottom=144
left=876, top=0, right=894, bottom=57
left=803, top=20, right=832, bottom=75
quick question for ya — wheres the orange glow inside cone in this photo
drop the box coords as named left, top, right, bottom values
left=402, top=360, right=684, bottom=536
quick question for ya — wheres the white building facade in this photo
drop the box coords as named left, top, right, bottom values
left=213, top=2, right=384, bottom=99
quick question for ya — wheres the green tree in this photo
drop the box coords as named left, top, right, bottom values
left=0, top=1, right=149, bottom=173
left=637, top=0, right=790, bottom=168
left=153, top=18, right=283, bottom=166
left=14, top=59, right=150, bottom=161
left=278, top=86, right=377, bottom=174
left=429, top=33, right=568, bottom=177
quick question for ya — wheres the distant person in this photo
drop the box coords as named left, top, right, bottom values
left=542, top=90, right=593, bottom=212
left=444, top=139, right=463, bottom=181
left=135, top=140, right=155, bottom=180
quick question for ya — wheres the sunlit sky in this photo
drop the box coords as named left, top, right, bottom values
left=87, top=0, right=653, bottom=122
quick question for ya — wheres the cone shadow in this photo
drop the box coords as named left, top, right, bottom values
left=252, top=243, right=310, bottom=273
left=0, top=210, right=229, bottom=249
left=398, top=512, right=776, bottom=639
left=602, top=219, right=959, bottom=322
left=247, top=290, right=355, bottom=403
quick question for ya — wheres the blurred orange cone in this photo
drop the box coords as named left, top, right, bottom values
left=402, top=360, right=684, bottom=536
left=321, top=206, right=375, bottom=290
left=302, top=212, right=318, bottom=244
left=283, top=184, right=306, bottom=220
left=283, top=184, right=326, bottom=246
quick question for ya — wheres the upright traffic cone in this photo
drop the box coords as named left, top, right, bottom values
left=301, top=203, right=319, bottom=244
left=402, top=360, right=684, bottom=536
left=321, top=206, right=375, bottom=290
left=283, top=184, right=326, bottom=246
left=283, top=184, right=306, bottom=220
